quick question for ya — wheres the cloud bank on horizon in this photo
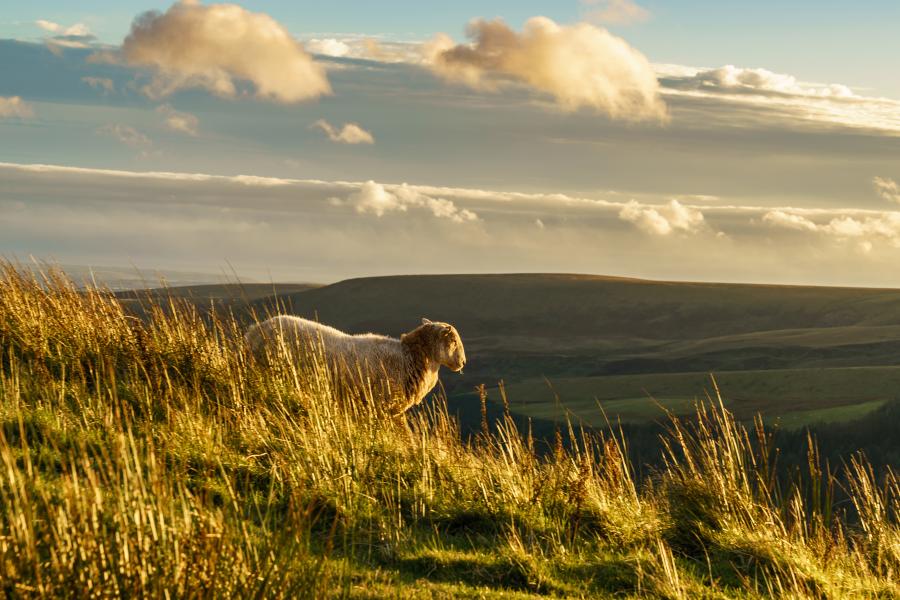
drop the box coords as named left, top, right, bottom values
left=4, top=161, right=900, bottom=286
left=1, top=1, right=899, bottom=286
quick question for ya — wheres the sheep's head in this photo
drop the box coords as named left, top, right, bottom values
left=402, top=318, right=466, bottom=373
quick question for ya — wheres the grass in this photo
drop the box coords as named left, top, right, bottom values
left=2, top=261, right=900, bottom=598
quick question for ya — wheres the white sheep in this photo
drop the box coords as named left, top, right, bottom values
left=244, top=316, right=466, bottom=415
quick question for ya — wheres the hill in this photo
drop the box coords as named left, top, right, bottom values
left=246, top=274, right=900, bottom=428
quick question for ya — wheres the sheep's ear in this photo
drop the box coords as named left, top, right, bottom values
left=421, top=317, right=433, bottom=325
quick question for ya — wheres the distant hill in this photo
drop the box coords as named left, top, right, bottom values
left=116, top=283, right=321, bottom=318
left=250, top=273, right=900, bottom=339
left=246, top=274, right=900, bottom=375
left=19, top=263, right=264, bottom=291
left=242, top=274, right=900, bottom=428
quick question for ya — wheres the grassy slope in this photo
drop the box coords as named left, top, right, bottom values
left=3, top=264, right=900, bottom=598
left=245, top=274, right=900, bottom=427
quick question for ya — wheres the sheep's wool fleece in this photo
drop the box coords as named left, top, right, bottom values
left=245, top=315, right=438, bottom=414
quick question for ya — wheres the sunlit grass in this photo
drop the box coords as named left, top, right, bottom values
left=1, top=261, right=898, bottom=598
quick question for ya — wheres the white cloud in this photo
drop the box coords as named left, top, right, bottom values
left=424, top=17, right=666, bottom=121
left=294, top=36, right=422, bottom=63
left=763, top=208, right=900, bottom=248
left=674, top=65, right=857, bottom=99
left=351, top=181, right=478, bottom=223
left=762, top=210, right=819, bottom=232
left=36, top=20, right=90, bottom=36
left=157, top=104, right=199, bottom=136
left=312, top=119, right=375, bottom=145
left=97, top=124, right=153, bottom=149
left=305, top=38, right=351, bottom=58
left=581, top=0, right=651, bottom=25
left=619, top=199, right=705, bottom=235
left=662, top=64, right=900, bottom=133
left=118, top=1, right=330, bottom=103
left=0, top=96, right=35, bottom=119
left=874, top=177, right=900, bottom=204
left=82, top=77, right=115, bottom=94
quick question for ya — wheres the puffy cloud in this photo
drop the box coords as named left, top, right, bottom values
left=0, top=96, right=35, bottom=119
left=305, top=38, right=351, bottom=58
left=157, top=104, right=199, bottom=136
left=351, top=181, right=478, bottom=223
left=672, top=65, right=857, bottom=99
left=424, top=17, right=666, bottom=121
left=762, top=210, right=819, bottom=232
left=581, top=0, right=650, bottom=25
left=82, top=77, right=115, bottom=94
left=763, top=209, right=900, bottom=248
left=619, top=199, right=705, bottom=235
left=312, top=119, right=374, bottom=144
left=97, top=124, right=153, bottom=149
left=119, top=0, right=330, bottom=103
left=874, top=177, right=900, bottom=204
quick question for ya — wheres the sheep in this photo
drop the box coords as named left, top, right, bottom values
left=244, top=316, right=466, bottom=415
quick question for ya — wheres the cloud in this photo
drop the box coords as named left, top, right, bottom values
left=312, top=119, right=374, bottom=144
left=763, top=208, right=900, bottom=249
left=619, top=199, right=705, bottom=235
left=157, top=104, right=199, bottom=136
left=581, top=0, right=651, bottom=25
left=874, top=177, right=900, bottom=204
left=351, top=181, right=478, bottom=223
left=661, top=64, right=900, bottom=133
left=35, top=20, right=91, bottom=36
left=36, top=19, right=97, bottom=51
left=671, top=65, right=857, bottom=99
left=118, top=0, right=330, bottom=103
left=305, top=38, right=351, bottom=58
left=11, top=161, right=900, bottom=285
left=761, top=210, right=819, bottom=232
left=0, top=96, right=35, bottom=119
left=97, top=124, right=153, bottom=149
left=82, top=77, right=115, bottom=94
left=424, top=17, right=666, bottom=121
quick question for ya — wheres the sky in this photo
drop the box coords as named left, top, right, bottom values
left=1, top=0, right=899, bottom=285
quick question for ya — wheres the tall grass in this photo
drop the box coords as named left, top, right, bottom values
left=1, top=261, right=899, bottom=598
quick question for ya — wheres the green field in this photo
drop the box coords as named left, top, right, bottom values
left=473, top=366, right=900, bottom=427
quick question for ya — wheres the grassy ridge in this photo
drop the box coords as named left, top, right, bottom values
left=2, top=264, right=900, bottom=598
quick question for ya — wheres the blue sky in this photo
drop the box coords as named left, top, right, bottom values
left=1, top=1, right=899, bottom=284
